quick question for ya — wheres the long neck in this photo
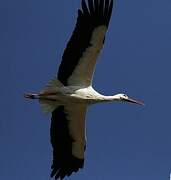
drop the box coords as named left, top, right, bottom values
left=100, top=94, right=120, bottom=102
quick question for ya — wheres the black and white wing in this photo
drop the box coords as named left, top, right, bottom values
left=58, top=0, right=114, bottom=86
left=50, top=0, right=114, bottom=179
left=50, top=104, right=87, bottom=179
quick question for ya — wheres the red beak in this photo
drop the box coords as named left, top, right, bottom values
left=124, top=97, right=145, bottom=106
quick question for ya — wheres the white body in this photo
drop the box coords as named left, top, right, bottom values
left=43, top=85, right=114, bottom=104
left=38, top=78, right=121, bottom=114
left=37, top=79, right=121, bottom=159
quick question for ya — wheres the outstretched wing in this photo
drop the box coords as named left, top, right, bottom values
left=50, top=104, right=87, bottom=179
left=58, top=0, right=114, bottom=86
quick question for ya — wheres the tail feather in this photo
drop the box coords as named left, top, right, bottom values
left=40, top=78, right=63, bottom=94
left=39, top=100, right=58, bottom=114
left=39, top=78, right=63, bottom=114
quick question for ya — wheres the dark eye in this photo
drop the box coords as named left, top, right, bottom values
left=123, top=94, right=127, bottom=98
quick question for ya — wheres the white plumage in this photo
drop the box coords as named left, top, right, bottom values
left=24, top=0, right=144, bottom=179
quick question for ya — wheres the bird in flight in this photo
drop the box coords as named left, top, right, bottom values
left=25, top=0, right=144, bottom=179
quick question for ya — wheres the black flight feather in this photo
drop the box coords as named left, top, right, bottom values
left=57, top=0, right=114, bottom=85
left=50, top=106, right=84, bottom=179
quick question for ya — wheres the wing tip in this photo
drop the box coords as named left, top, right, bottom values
left=79, top=0, right=114, bottom=26
left=50, top=156, right=84, bottom=179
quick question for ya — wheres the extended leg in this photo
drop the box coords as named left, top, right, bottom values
left=24, top=92, right=58, bottom=101
left=24, top=93, right=40, bottom=99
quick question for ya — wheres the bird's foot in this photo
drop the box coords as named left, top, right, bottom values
left=24, top=93, right=39, bottom=99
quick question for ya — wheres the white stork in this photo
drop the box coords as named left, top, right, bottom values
left=25, top=0, right=144, bottom=179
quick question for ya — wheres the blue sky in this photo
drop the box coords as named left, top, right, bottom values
left=1, top=0, right=171, bottom=179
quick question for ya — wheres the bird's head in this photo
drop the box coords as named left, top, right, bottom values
left=115, top=93, right=144, bottom=106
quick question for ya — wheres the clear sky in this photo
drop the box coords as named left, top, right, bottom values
left=1, top=0, right=171, bottom=180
